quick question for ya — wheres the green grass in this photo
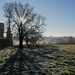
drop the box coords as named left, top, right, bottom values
left=54, top=44, right=75, bottom=52
left=0, top=44, right=75, bottom=75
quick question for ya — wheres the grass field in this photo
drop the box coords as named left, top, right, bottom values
left=0, top=44, right=75, bottom=75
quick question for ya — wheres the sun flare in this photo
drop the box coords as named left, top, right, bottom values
left=19, top=17, right=24, bottom=21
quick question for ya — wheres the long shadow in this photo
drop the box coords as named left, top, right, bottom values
left=0, top=46, right=7, bottom=51
left=25, top=48, right=59, bottom=60
left=0, top=48, right=46, bottom=75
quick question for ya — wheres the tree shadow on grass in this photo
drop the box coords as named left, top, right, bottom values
left=0, top=46, right=7, bottom=51
left=0, top=48, right=46, bottom=75
left=26, top=48, right=59, bottom=60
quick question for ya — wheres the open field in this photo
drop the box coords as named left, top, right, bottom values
left=0, top=44, right=75, bottom=75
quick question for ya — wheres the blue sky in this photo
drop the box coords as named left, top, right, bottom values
left=0, top=0, right=75, bottom=37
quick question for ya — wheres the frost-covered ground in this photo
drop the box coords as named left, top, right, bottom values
left=0, top=45, right=75, bottom=75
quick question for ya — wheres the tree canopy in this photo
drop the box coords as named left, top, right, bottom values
left=3, top=2, right=46, bottom=48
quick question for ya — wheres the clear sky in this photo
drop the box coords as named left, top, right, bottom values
left=0, top=0, right=75, bottom=37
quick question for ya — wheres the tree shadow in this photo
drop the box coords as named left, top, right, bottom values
left=0, top=46, right=7, bottom=51
left=26, top=48, right=59, bottom=60
left=0, top=48, right=46, bottom=75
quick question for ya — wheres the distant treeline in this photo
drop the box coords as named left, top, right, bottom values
left=13, top=36, right=75, bottom=44
left=42, top=36, right=75, bottom=44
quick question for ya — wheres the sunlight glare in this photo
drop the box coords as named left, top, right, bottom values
left=19, top=17, right=24, bottom=21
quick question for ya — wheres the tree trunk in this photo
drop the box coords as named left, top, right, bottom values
left=19, top=38, right=23, bottom=49
left=26, top=40, right=29, bottom=48
left=19, top=21, right=23, bottom=49
left=26, top=36, right=29, bottom=48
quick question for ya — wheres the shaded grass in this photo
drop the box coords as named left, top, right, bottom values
left=0, top=44, right=75, bottom=75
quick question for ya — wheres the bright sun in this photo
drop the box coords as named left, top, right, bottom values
left=19, top=17, right=24, bottom=21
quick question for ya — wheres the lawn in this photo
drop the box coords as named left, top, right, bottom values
left=0, top=44, right=75, bottom=75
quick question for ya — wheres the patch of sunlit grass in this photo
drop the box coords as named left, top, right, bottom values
left=54, top=44, right=75, bottom=52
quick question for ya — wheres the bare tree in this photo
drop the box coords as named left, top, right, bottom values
left=3, top=2, right=46, bottom=48
left=3, top=3, right=14, bottom=28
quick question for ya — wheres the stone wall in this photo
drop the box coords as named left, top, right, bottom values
left=0, top=38, right=13, bottom=47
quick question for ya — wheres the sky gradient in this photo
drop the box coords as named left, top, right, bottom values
left=0, top=0, right=75, bottom=37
